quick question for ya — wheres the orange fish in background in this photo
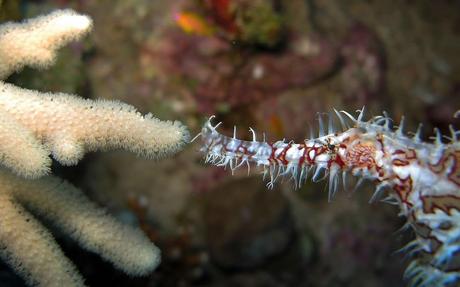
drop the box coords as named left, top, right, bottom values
left=174, top=11, right=215, bottom=36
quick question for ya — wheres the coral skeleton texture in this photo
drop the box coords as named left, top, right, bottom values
left=0, top=9, right=189, bottom=287
left=200, top=108, right=460, bottom=287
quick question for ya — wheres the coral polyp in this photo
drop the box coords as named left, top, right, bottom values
left=199, top=108, right=460, bottom=286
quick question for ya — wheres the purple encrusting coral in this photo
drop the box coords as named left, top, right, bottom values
left=148, top=30, right=338, bottom=113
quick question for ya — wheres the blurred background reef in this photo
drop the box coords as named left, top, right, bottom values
left=1, top=0, right=459, bottom=286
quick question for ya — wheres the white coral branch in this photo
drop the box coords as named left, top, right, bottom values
left=0, top=107, right=51, bottom=177
left=0, top=190, right=85, bottom=287
left=0, top=9, right=92, bottom=79
left=0, top=169, right=161, bottom=286
left=12, top=171, right=161, bottom=279
left=0, top=8, right=190, bottom=287
left=0, top=82, right=189, bottom=174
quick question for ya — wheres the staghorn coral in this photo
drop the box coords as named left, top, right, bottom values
left=200, top=109, right=460, bottom=286
left=0, top=9, right=189, bottom=287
